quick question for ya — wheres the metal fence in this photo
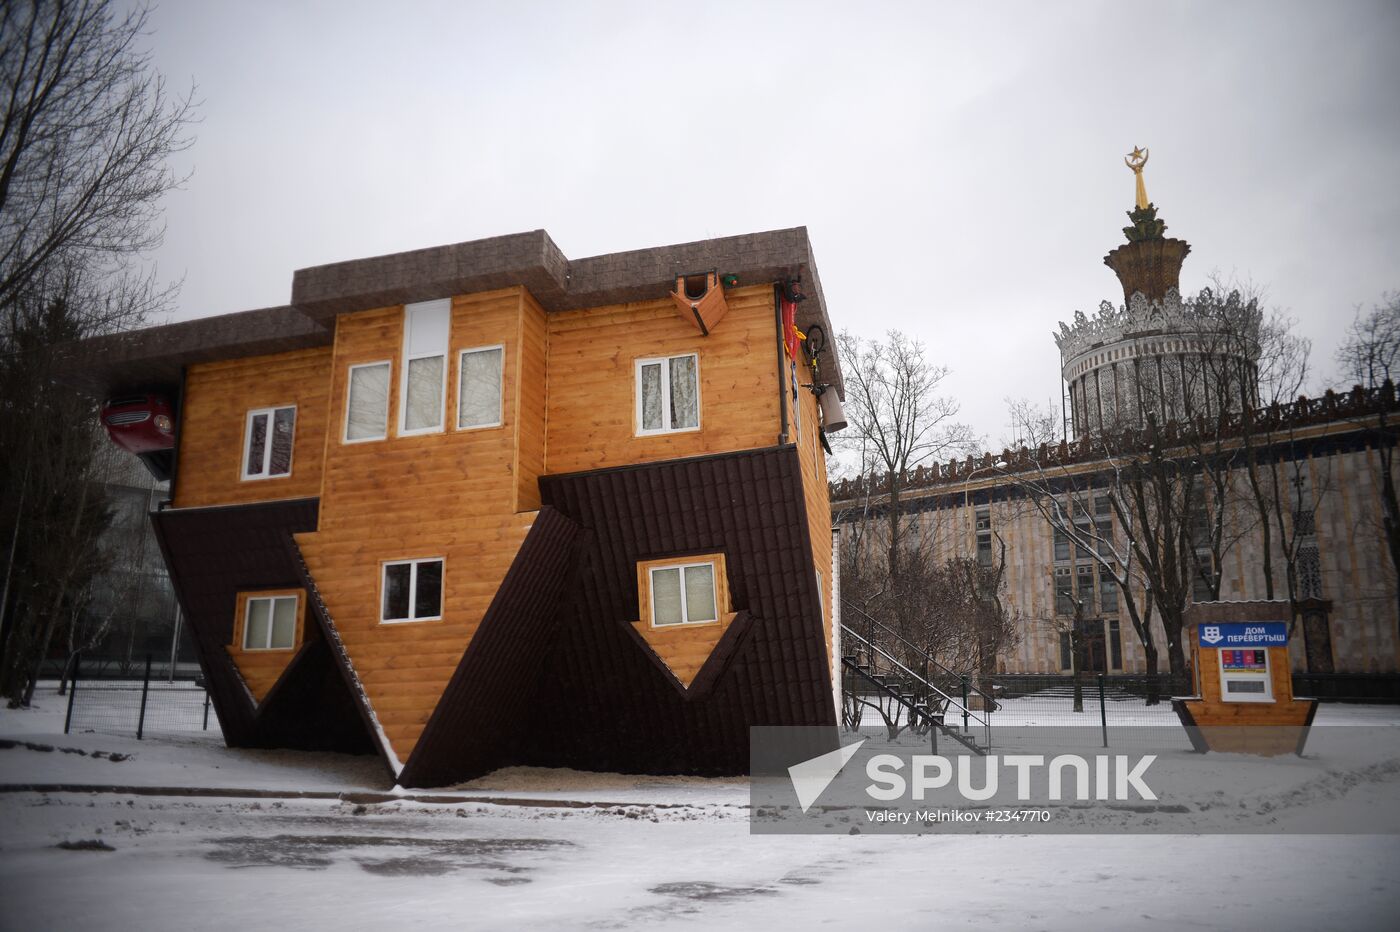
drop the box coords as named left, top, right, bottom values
left=1292, top=673, right=1400, bottom=703
left=846, top=673, right=1196, bottom=751
left=64, top=653, right=214, bottom=740
left=985, top=673, right=1193, bottom=750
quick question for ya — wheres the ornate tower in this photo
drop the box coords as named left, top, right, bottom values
left=1056, top=149, right=1260, bottom=438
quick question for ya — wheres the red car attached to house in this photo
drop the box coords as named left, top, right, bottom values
left=101, top=393, right=176, bottom=480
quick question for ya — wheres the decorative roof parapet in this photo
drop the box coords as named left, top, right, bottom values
left=1053, top=286, right=1260, bottom=365
left=829, top=382, right=1398, bottom=504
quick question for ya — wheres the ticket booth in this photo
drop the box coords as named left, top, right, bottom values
left=1172, top=601, right=1318, bottom=755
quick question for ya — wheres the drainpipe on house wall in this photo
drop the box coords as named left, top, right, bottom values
left=831, top=527, right=842, bottom=723
left=775, top=283, right=789, bottom=446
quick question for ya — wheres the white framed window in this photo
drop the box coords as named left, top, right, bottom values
left=458, top=345, right=504, bottom=430
left=648, top=561, right=718, bottom=627
left=345, top=361, right=391, bottom=443
left=635, top=353, right=700, bottom=436
left=381, top=558, right=444, bottom=623
left=242, top=406, right=296, bottom=480
left=399, top=299, right=451, bottom=436
left=243, top=595, right=298, bottom=650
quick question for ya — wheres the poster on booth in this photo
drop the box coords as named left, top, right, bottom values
left=1221, top=649, right=1268, bottom=670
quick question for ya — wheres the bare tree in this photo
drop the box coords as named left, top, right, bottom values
left=0, top=0, right=193, bottom=704
left=999, top=398, right=1199, bottom=690
left=838, top=509, right=1019, bottom=737
left=833, top=329, right=1016, bottom=731
left=1336, top=292, right=1400, bottom=635
left=1184, top=278, right=1317, bottom=609
left=0, top=0, right=195, bottom=308
left=835, top=330, right=973, bottom=613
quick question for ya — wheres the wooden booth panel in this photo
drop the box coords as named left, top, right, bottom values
left=174, top=347, right=333, bottom=509
left=544, top=285, right=781, bottom=475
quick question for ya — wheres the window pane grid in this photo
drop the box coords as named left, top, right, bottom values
left=637, top=354, right=699, bottom=435
left=270, top=408, right=295, bottom=475
left=670, top=355, right=698, bottom=429
left=381, top=558, right=444, bottom=623
left=346, top=362, right=390, bottom=442
left=243, top=406, right=295, bottom=479
left=641, top=364, right=662, bottom=431
left=683, top=564, right=716, bottom=622
left=404, top=355, right=445, bottom=432
left=243, top=596, right=297, bottom=650
left=400, top=300, right=450, bottom=435
left=246, top=414, right=267, bottom=476
left=649, top=561, right=718, bottom=626
left=458, top=346, right=504, bottom=429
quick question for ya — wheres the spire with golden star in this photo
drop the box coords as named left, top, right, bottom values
left=1124, top=146, right=1150, bottom=209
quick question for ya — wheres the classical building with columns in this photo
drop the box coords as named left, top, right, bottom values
left=832, top=162, right=1399, bottom=691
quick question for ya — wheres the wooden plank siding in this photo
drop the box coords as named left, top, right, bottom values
left=515, top=290, right=548, bottom=512
left=294, top=289, right=537, bottom=761
left=543, top=284, right=782, bottom=475
left=792, top=360, right=835, bottom=684
left=173, top=347, right=332, bottom=509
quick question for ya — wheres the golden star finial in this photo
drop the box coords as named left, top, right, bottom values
left=1124, top=146, right=1150, bottom=209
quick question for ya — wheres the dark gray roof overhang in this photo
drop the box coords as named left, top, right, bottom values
left=64, top=227, right=841, bottom=398
left=58, top=305, right=332, bottom=396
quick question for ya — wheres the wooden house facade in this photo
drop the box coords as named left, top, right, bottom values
left=73, top=228, right=844, bottom=786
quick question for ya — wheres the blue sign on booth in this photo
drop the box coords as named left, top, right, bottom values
left=1198, top=622, right=1288, bottom=648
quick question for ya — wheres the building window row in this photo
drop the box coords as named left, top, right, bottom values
left=241, top=304, right=703, bottom=479
left=344, top=299, right=504, bottom=445
left=368, top=553, right=726, bottom=630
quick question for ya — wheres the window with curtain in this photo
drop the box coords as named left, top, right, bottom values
left=243, top=595, right=298, bottom=650
left=649, top=561, right=718, bottom=626
left=345, top=361, right=390, bottom=442
left=636, top=353, right=699, bottom=435
left=458, top=345, right=504, bottom=429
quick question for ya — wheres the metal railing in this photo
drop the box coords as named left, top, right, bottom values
left=840, top=599, right=1001, bottom=712
left=841, top=624, right=992, bottom=752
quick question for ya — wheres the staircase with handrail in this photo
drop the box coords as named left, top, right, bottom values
left=839, top=600, right=993, bottom=754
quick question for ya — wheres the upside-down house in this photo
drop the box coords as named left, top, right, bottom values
left=73, top=228, right=846, bottom=786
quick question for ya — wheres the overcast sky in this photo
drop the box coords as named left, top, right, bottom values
left=136, top=0, right=1400, bottom=445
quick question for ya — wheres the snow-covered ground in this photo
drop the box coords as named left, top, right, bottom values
left=3, top=686, right=1400, bottom=930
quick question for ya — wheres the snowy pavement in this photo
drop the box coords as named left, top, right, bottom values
left=3, top=688, right=1400, bottom=930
